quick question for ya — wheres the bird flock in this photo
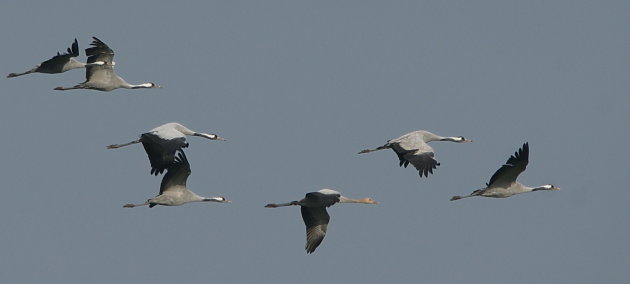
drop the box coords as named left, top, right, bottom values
left=7, top=37, right=560, bottom=254
left=8, top=37, right=159, bottom=91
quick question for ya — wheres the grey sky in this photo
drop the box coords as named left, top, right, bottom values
left=1, top=1, right=629, bottom=283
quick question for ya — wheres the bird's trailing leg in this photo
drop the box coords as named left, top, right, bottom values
left=358, top=145, right=391, bottom=154
left=450, top=189, right=483, bottom=201
left=7, top=69, right=35, bottom=78
left=54, top=85, right=81, bottom=91
left=450, top=195, right=471, bottom=201
left=264, top=201, right=299, bottom=208
left=123, top=200, right=149, bottom=208
left=106, top=139, right=141, bottom=149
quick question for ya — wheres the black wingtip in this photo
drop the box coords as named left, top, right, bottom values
left=174, top=149, right=189, bottom=164
left=518, top=142, right=529, bottom=160
left=69, top=38, right=79, bottom=56
left=90, top=36, right=107, bottom=48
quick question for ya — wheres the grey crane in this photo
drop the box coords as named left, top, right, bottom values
left=7, top=39, right=85, bottom=78
left=107, top=122, right=225, bottom=175
left=54, top=37, right=160, bottom=91
left=265, top=188, right=377, bottom=254
left=359, top=130, right=472, bottom=177
left=450, top=142, right=559, bottom=201
left=123, top=150, right=230, bottom=208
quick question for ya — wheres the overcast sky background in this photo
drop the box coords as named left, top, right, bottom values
left=1, top=1, right=629, bottom=283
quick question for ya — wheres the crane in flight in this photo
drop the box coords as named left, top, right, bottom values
left=450, top=142, right=560, bottom=201
left=123, top=150, right=230, bottom=208
left=54, top=37, right=160, bottom=91
left=107, top=122, right=225, bottom=175
left=7, top=38, right=85, bottom=78
left=265, top=189, right=377, bottom=254
left=359, top=130, right=471, bottom=177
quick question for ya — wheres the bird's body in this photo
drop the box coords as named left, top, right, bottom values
left=265, top=188, right=377, bottom=254
left=7, top=39, right=85, bottom=78
left=54, top=37, right=160, bottom=92
left=123, top=150, right=229, bottom=208
left=450, top=142, right=559, bottom=201
left=359, top=130, right=471, bottom=177
left=107, top=122, right=225, bottom=175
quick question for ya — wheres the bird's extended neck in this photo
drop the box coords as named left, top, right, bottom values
left=532, top=184, right=558, bottom=192
left=202, top=196, right=230, bottom=203
left=440, top=136, right=457, bottom=142
left=338, top=196, right=377, bottom=204
left=439, top=136, right=470, bottom=143
left=193, top=132, right=226, bottom=141
left=170, top=123, right=195, bottom=135
left=129, top=82, right=158, bottom=89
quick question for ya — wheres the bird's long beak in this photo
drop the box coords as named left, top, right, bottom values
left=464, top=138, right=473, bottom=142
left=553, top=187, right=561, bottom=191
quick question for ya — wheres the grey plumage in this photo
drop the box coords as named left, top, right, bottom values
left=7, top=38, right=85, bottom=78
left=450, top=142, right=560, bottom=201
left=359, top=130, right=472, bottom=177
left=265, top=189, right=377, bottom=254
left=54, top=37, right=160, bottom=92
left=123, top=150, right=230, bottom=208
left=106, top=122, right=225, bottom=175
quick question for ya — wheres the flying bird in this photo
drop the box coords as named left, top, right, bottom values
left=107, top=122, right=225, bottom=175
left=54, top=37, right=160, bottom=91
left=123, top=150, right=230, bottom=208
left=359, top=130, right=472, bottom=177
left=7, top=38, right=85, bottom=78
left=265, top=189, right=377, bottom=254
left=450, top=142, right=559, bottom=201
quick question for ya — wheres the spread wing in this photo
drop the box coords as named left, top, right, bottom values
left=84, top=37, right=115, bottom=82
left=392, top=142, right=439, bottom=178
left=487, top=142, right=529, bottom=187
left=140, top=132, right=189, bottom=175
left=159, top=150, right=191, bottom=194
left=85, top=37, right=114, bottom=64
left=8, top=39, right=80, bottom=77
left=301, top=206, right=330, bottom=254
left=38, top=38, right=80, bottom=71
